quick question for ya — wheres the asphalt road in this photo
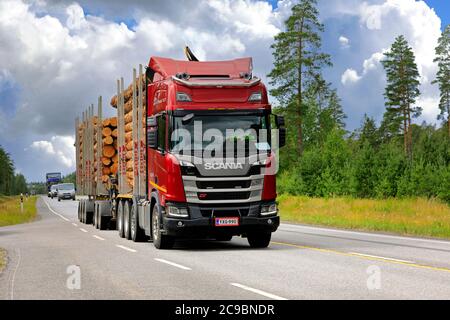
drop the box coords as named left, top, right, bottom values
left=0, top=196, right=449, bottom=300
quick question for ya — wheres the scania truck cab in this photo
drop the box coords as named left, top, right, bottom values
left=142, top=57, right=286, bottom=248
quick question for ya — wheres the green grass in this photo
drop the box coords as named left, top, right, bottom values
left=0, top=248, right=6, bottom=273
left=0, top=195, right=37, bottom=227
left=278, top=195, right=450, bottom=239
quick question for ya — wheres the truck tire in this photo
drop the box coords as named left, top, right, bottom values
left=247, top=232, right=271, bottom=248
left=58, top=198, right=61, bottom=202
left=78, top=201, right=82, bottom=222
left=93, top=204, right=99, bottom=229
left=123, top=201, right=131, bottom=240
left=117, top=200, right=125, bottom=238
left=81, top=200, right=86, bottom=223
left=130, top=203, right=146, bottom=242
left=98, top=214, right=108, bottom=230
left=152, top=205, right=174, bottom=249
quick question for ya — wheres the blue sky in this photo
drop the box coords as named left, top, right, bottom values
left=0, top=0, right=448, bottom=182
left=423, top=0, right=450, bottom=28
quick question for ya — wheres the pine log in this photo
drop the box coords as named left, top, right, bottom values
left=124, top=100, right=132, bottom=113
left=125, top=122, right=133, bottom=133
left=110, top=117, right=117, bottom=127
left=124, top=111, right=133, bottom=123
left=102, top=127, right=112, bottom=137
left=103, top=145, right=116, bottom=158
left=102, top=157, right=111, bottom=166
left=126, top=141, right=133, bottom=151
left=110, top=163, right=118, bottom=174
left=102, top=118, right=110, bottom=127
left=103, top=136, right=113, bottom=145
left=125, top=132, right=132, bottom=143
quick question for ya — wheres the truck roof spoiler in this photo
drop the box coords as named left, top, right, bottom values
left=171, top=76, right=261, bottom=88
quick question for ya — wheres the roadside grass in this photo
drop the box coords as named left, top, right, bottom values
left=0, top=195, right=37, bottom=227
left=278, top=195, right=450, bottom=239
left=0, top=248, right=6, bottom=273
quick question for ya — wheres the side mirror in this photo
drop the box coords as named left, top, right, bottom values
left=275, top=115, right=285, bottom=128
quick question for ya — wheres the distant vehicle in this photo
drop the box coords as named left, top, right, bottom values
left=49, top=184, right=59, bottom=198
left=56, top=183, right=76, bottom=201
left=46, top=172, right=62, bottom=193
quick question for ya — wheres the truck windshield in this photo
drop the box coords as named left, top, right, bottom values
left=170, top=114, right=270, bottom=155
left=58, top=183, right=74, bottom=190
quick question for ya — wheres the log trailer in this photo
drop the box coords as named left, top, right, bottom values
left=76, top=52, right=286, bottom=249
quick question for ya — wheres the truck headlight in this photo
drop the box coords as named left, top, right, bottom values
left=260, top=203, right=277, bottom=216
left=166, top=205, right=189, bottom=218
left=248, top=92, right=262, bottom=102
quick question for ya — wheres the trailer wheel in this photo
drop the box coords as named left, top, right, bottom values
left=81, top=200, right=86, bottom=223
left=247, top=232, right=271, bottom=248
left=123, top=201, right=132, bottom=240
left=117, top=200, right=125, bottom=238
left=77, top=200, right=82, bottom=222
left=98, top=214, right=108, bottom=230
left=93, top=204, right=98, bottom=229
left=152, top=205, right=174, bottom=249
left=130, top=203, right=146, bottom=242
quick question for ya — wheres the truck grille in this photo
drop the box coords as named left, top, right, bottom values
left=196, top=180, right=251, bottom=189
left=197, top=192, right=250, bottom=201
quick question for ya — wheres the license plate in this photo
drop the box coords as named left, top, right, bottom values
left=214, top=217, right=239, bottom=227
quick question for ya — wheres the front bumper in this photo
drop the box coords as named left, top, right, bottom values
left=161, top=202, right=279, bottom=238
left=59, top=193, right=75, bottom=199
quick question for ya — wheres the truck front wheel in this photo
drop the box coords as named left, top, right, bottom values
left=152, top=205, right=174, bottom=249
left=247, top=232, right=271, bottom=248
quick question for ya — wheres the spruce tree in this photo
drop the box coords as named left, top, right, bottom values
left=268, top=0, right=331, bottom=155
left=381, top=35, right=421, bottom=159
left=433, top=25, right=450, bottom=137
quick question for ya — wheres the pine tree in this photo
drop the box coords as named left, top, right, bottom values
left=268, top=0, right=331, bottom=155
left=433, top=25, right=450, bottom=137
left=381, top=35, right=421, bottom=159
left=358, top=115, right=378, bottom=147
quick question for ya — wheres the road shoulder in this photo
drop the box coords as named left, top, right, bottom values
left=0, top=248, right=6, bottom=274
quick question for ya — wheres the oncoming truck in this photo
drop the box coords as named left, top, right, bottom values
left=76, top=51, right=286, bottom=249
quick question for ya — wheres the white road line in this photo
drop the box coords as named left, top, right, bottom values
left=116, top=245, right=137, bottom=253
left=154, top=258, right=191, bottom=270
left=349, top=252, right=415, bottom=264
left=230, top=283, right=287, bottom=300
left=9, top=248, right=21, bottom=300
left=79, top=228, right=88, bottom=233
left=72, top=223, right=78, bottom=227
left=93, top=235, right=105, bottom=241
left=43, top=199, right=70, bottom=222
left=280, top=223, right=450, bottom=245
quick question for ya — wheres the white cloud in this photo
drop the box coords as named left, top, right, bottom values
left=339, top=35, right=350, bottom=48
left=337, top=0, right=441, bottom=123
left=341, top=69, right=361, bottom=85
left=30, top=136, right=75, bottom=168
left=0, top=0, right=445, bottom=181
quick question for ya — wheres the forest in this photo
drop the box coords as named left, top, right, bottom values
left=272, top=0, right=450, bottom=204
left=0, top=145, right=28, bottom=195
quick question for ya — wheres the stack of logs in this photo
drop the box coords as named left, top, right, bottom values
left=100, top=117, right=118, bottom=184
left=110, top=75, right=146, bottom=188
